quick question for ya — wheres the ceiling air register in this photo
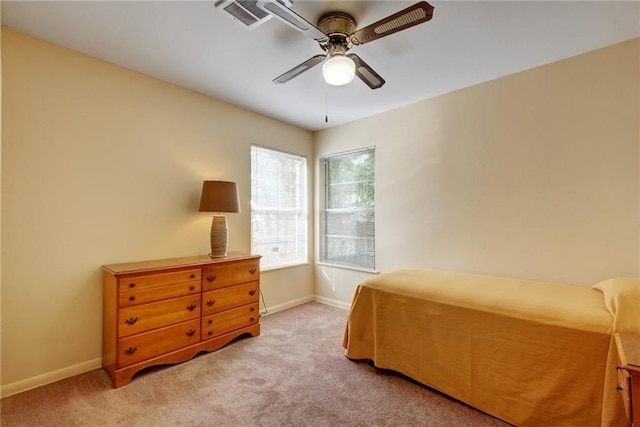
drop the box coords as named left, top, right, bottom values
left=215, top=0, right=292, bottom=30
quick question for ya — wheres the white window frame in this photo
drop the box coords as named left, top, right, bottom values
left=319, top=147, right=375, bottom=271
left=251, top=144, right=308, bottom=270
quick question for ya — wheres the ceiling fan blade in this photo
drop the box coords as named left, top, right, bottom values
left=350, top=1, right=434, bottom=46
left=273, top=54, right=326, bottom=84
left=347, top=54, right=385, bottom=90
left=256, top=1, right=329, bottom=43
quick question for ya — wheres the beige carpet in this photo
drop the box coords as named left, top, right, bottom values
left=1, top=302, right=510, bottom=426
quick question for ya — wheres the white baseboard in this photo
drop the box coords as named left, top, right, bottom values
left=1, top=357, right=102, bottom=398
left=260, top=295, right=351, bottom=316
left=3, top=295, right=350, bottom=398
left=314, top=295, right=351, bottom=310
left=260, top=295, right=315, bottom=316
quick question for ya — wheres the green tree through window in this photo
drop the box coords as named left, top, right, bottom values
left=320, top=147, right=375, bottom=270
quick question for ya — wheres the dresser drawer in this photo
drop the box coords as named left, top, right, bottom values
left=202, top=281, right=259, bottom=315
left=614, top=332, right=640, bottom=427
left=202, top=259, right=259, bottom=290
left=118, top=295, right=200, bottom=337
left=117, top=319, right=200, bottom=367
left=119, top=281, right=201, bottom=308
left=118, top=268, right=201, bottom=293
left=617, top=363, right=633, bottom=423
left=202, top=303, right=259, bottom=339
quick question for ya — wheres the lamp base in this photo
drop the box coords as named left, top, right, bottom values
left=209, top=215, right=228, bottom=258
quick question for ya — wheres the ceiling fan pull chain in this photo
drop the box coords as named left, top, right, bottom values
left=325, top=87, right=329, bottom=123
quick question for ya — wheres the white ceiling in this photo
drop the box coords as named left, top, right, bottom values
left=2, top=1, right=639, bottom=131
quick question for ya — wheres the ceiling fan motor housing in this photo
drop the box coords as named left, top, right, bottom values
left=318, top=12, right=356, bottom=38
left=318, top=12, right=356, bottom=56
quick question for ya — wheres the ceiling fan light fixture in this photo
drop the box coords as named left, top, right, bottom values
left=322, top=55, right=356, bottom=86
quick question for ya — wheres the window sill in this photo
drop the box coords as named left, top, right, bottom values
left=261, top=262, right=310, bottom=273
left=316, top=262, right=379, bottom=274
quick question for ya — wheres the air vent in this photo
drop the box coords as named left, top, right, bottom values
left=216, top=0, right=292, bottom=30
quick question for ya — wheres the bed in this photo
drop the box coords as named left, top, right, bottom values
left=343, top=269, right=640, bottom=426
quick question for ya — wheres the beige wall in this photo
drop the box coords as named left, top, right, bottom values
left=315, top=39, right=640, bottom=305
left=0, top=29, right=314, bottom=395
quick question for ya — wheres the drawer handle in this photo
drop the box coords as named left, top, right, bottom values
left=186, top=303, right=197, bottom=311
left=190, top=286, right=195, bottom=291
left=248, top=289, right=257, bottom=296
left=251, top=307, right=255, bottom=312
left=190, top=274, right=196, bottom=279
left=124, top=317, right=138, bottom=325
left=208, top=331, right=213, bottom=336
left=129, top=296, right=135, bottom=302
left=129, top=282, right=136, bottom=288
left=616, top=365, right=623, bottom=371
left=617, top=385, right=624, bottom=392
left=249, top=268, right=257, bottom=274
left=207, top=299, right=216, bottom=306
left=208, top=319, right=214, bottom=324
left=250, top=317, right=255, bottom=322
left=124, top=346, right=137, bottom=355
left=206, top=275, right=216, bottom=282
left=186, top=329, right=196, bottom=337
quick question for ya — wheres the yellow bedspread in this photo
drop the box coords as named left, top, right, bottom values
left=343, top=269, right=638, bottom=426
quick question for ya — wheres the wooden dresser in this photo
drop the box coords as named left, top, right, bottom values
left=615, top=332, right=640, bottom=426
left=102, top=253, right=261, bottom=388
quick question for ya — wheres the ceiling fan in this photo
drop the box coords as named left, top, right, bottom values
left=221, top=1, right=434, bottom=89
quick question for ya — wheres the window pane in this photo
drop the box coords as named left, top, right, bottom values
left=251, top=145, right=307, bottom=269
left=320, top=148, right=375, bottom=270
left=327, top=181, right=375, bottom=210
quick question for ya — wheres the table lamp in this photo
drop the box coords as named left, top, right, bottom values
left=199, top=180, right=240, bottom=258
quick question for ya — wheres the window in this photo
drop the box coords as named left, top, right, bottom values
left=320, top=147, right=375, bottom=270
left=251, top=145, right=307, bottom=269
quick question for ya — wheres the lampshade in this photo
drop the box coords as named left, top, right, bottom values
left=322, top=55, right=356, bottom=86
left=199, top=181, right=240, bottom=213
